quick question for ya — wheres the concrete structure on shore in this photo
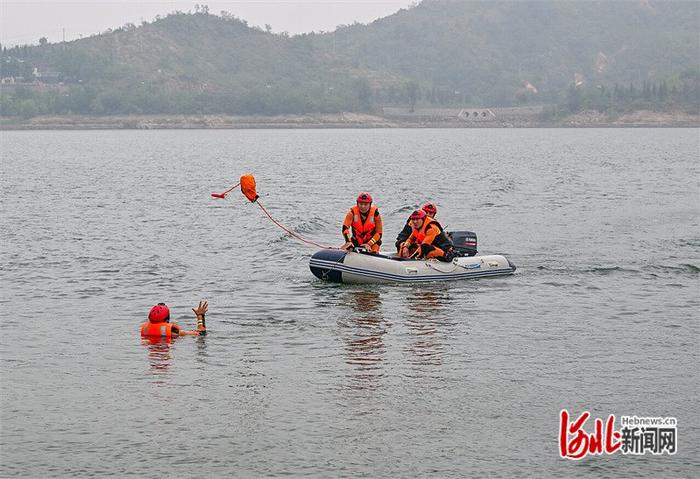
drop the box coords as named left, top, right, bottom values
left=382, top=105, right=546, bottom=125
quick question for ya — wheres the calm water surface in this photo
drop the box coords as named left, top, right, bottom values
left=1, top=128, right=698, bottom=477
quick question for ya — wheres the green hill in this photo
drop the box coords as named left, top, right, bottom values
left=331, top=0, right=700, bottom=105
left=1, top=1, right=698, bottom=116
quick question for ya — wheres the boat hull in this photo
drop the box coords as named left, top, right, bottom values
left=309, top=249, right=516, bottom=284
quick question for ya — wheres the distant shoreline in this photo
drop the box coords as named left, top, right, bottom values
left=1, top=111, right=698, bottom=130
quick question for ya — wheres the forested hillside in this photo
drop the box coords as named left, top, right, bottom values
left=1, top=0, right=698, bottom=117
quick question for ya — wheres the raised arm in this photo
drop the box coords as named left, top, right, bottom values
left=174, top=301, right=208, bottom=336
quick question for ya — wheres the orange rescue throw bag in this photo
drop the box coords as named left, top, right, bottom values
left=240, top=174, right=259, bottom=202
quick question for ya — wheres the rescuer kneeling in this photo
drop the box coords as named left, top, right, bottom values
left=399, top=209, right=454, bottom=262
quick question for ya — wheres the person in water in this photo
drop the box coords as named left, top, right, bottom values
left=399, top=209, right=454, bottom=261
left=342, top=192, right=383, bottom=253
left=395, top=202, right=440, bottom=251
left=140, top=301, right=208, bottom=338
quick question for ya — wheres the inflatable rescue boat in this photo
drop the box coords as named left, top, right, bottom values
left=310, top=249, right=515, bottom=284
left=309, top=231, right=515, bottom=284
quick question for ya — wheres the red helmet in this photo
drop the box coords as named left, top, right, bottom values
left=148, top=303, right=170, bottom=323
left=421, top=202, right=437, bottom=215
left=409, top=209, right=427, bottom=220
left=356, top=192, right=373, bottom=204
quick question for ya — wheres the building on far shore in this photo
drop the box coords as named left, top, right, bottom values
left=33, top=68, right=62, bottom=83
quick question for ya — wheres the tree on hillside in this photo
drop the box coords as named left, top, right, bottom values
left=405, top=80, right=420, bottom=112
left=353, top=78, right=372, bottom=111
left=566, top=84, right=581, bottom=113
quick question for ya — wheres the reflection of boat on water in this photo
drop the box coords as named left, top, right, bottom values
left=342, top=290, right=387, bottom=390
left=403, top=289, right=459, bottom=367
left=310, top=249, right=516, bottom=284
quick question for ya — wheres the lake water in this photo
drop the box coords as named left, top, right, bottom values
left=1, top=128, right=698, bottom=477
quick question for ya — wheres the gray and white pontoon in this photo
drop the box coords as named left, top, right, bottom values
left=309, top=230, right=516, bottom=284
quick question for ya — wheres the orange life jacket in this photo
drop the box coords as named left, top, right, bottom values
left=140, top=321, right=176, bottom=338
left=350, top=205, right=378, bottom=245
left=412, top=216, right=441, bottom=244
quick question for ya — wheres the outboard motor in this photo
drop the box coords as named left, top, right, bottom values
left=448, top=230, right=478, bottom=257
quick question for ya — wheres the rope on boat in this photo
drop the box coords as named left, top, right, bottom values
left=425, top=261, right=459, bottom=274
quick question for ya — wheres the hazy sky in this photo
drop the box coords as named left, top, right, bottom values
left=1, top=0, right=417, bottom=46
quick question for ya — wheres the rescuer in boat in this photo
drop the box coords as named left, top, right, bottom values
left=395, top=202, right=441, bottom=251
left=399, top=209, right=455, bottom=261
left=140, top=301, right=208, bottom=339
left=341, top=192, right=383, bottom=253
